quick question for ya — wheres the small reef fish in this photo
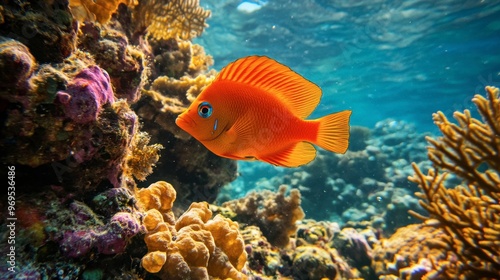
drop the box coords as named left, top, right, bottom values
left=176, top=56, right=351, bottom=167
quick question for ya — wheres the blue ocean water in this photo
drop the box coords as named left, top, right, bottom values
left=194, top=0, right=500, bottom=200
left=195, top=0, right=500, bottom=133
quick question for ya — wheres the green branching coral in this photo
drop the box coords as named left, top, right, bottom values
left=409, top=86, right=500, bottom=278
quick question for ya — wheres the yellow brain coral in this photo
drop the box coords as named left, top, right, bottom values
left=136, top=181, right=247, bottom=279
left=408, top=86, right=500, bottom=278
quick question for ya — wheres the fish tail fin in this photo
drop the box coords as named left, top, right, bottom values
left=315, top=110, right=351, bottom=154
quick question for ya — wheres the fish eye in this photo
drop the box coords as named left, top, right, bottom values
left=198, top=102, right=213, bottom=118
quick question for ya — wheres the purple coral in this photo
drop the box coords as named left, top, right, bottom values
left=56, top=66, right=115, bottom=123
left=96, top=212, right=141, bottom=255
left=59, top=230, right=96, bottom=258
left=59, top=212, right=141, bottom=258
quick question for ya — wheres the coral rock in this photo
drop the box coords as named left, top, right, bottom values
left=292, top=246, right=337, bottom=280
left=0, top=0, right=77, bottom=63
left=0, top=37, right=36, bottom=90
left=60, top=230, right=96, bottom=258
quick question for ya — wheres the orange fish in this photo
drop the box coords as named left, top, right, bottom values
left=176, top=56, right=351, bottom=167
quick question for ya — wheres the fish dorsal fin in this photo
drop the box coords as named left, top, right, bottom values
left=216, top=56, right=321, bottom=119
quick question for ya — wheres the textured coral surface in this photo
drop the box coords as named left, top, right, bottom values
left=137, top=181, right=247, bottom=279
left=222, top=185, right=305, bottom=247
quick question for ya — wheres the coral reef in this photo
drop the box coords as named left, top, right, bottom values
left=408, top=86, right=500, bottom=278
left=1, top=46, right=149, bottom=188
left=222, top=185, right=305, bottom=247
left=137, top=181, right=247, bottom=279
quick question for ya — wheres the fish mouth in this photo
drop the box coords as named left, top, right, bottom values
left=175, top=114, right=195, bottom=130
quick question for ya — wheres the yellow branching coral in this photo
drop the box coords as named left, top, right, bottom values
left=69, top=0, right=138, bottom=24
left=135, top=0, right=211, bottom=41
left=136, top=181, right=247, bottom=279
left=408, top=86, right=500, bottom=278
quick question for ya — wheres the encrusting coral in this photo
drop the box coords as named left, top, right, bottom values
left=56, top=65, right=115, bottom=124
left=408, top=86, right=500, bottom=278
left=222, top=185, right=305, bottom=247
left=372, top=223, right=459, bottom=279
left=136, top=181, right=247, bottom=279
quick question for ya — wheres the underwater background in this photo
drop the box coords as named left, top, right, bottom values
left=0, top=0, right=499, bottom=279
left=197, top=0, right=500, bottom=132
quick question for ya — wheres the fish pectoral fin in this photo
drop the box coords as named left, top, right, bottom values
left=258, top=142, right=316, bottom=168
left=223, top=114, right=254, bottom=145
left=224, top=126, right=238, bottom=144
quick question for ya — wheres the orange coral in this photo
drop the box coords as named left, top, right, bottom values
left=136, top=181, right=176, bottom=213
left=408, top=86, right=500, bottom=278
left=69, top=0, right=138, bottom=24
left=136, top=181, right=247, bottom=279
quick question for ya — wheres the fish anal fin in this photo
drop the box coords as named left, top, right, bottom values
left=216, top=56, right=321, bottom=119
left=258, top=142, right=317, bottom=167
